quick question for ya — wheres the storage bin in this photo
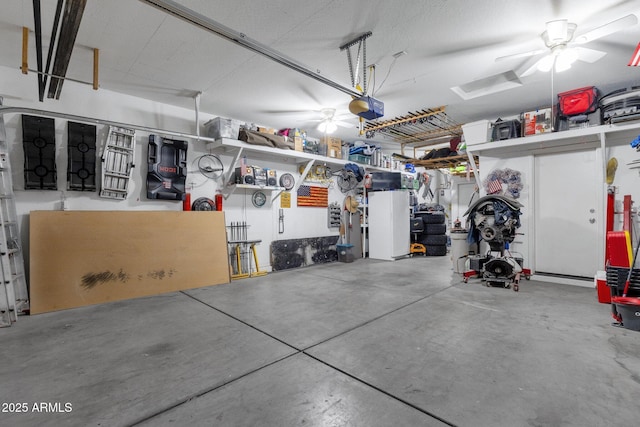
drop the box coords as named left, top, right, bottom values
left=336, top=243, right=355, bottom=263
left=461, top=120, right=490, bottom=146
left=595, top=270, right=610, bottom=304
left=203, top=117, right=241, bottom=140
left=348, top=154, right=371, bottom=165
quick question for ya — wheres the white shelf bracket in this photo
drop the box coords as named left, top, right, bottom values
left=222, top=146, right=244, bottom=188
left=294, top=160, right=316, bottom=192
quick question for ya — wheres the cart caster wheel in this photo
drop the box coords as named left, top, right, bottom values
left=525, top=275, right=530, bottom=281
left=514, top=284, right=519, bottom=292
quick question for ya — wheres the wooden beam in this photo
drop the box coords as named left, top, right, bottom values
left=21, top=27, right=28, bottom=74
left=92, top=48, right=99, bottom=90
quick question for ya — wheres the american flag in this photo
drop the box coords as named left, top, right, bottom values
left=628, top=42, right=640, bottom=66
left=297, top=185, right=328, bottom=207
left=487, top=179, right=503, bottom=194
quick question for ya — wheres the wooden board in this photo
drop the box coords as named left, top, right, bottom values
left=29, top=211, right=230, bottom=314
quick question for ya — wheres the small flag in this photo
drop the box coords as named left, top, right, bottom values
left=297, top=185, right=328, bottom=207
left=628, top=42, right=640, bottom=66
left=487, top=179, right=503, bottom=194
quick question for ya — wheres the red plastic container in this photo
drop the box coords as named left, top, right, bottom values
left=183, top=193, right=191, bottom=211
left=597, top=278, right=611, bottom=304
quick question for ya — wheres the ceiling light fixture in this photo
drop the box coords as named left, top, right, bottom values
left=537, top=45, right=579, bottom=73
left=317, top=120, right=337, bottom=134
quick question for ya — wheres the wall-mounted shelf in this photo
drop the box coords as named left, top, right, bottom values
left=222, top=183, right=286, bottom=203
left=207, top=138, right=395, bottom=198
left=466, top=121, right=640, bottom=157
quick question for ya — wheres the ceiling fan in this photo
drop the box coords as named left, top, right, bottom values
left=314, top=108, right=354, bottom=134
left=497, top=14, right=638, bottom=76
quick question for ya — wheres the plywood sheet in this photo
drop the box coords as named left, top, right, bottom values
left=29, top=211, right=230, bottom=314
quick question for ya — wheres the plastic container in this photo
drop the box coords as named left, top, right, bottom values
left=595, top=270, right=610, bottom=304
left=203, top=117, right=241, bottom=140
left=461, top=120, right=491, bottom=146
left=450, top=231, right=470, bottom=273
left=613, top=297, right=640, bottom=331
left=183, top=193, right=191, bottom=211
left=348, top=154, right=371, bottom=165
left=336, top=244, right=355, bottom=263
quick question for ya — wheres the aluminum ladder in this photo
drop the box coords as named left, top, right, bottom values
left=100, top=126, right=136, bottom=199
left=0, top=97, right=29, bottom=326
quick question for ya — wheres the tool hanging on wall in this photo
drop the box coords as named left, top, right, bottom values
left=279, top=209, right=285, bottom=234
left=100, top=126, right=136, bottom=199
left=420, top=172, right=434, bottom=200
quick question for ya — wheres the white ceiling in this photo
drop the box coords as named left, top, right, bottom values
left=3, top=0, right=640, bottom=144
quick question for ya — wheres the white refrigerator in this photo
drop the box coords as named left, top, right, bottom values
left=368, top=190, right=410, bottom=260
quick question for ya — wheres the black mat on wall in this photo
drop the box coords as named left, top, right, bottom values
left=22, top=115, right=57, bottom=190
left=271, top=236, right=339, bottom=271
left=67, top=121, right=96, bottom=191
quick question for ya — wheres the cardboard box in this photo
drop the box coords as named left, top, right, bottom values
left=523, top=108, right=553, bottom=135
left=292, top=136, right=303, bottom=151
left=323, top=136, right=342, bottom=158
left=257, top=127, right=276, bottom=134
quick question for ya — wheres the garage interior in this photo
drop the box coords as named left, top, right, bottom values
left=2, top=1, right=640, bottom=426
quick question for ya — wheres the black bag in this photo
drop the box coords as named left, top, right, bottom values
left=492, top=118, right=521, bottom=141
left=421, top=147, right=453, bottom=160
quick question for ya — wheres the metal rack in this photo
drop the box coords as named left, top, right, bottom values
left=362, top=106, right=463, bottom=155
left=227, top=221, right=267, bottom=279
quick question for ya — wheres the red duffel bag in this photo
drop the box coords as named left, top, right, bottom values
left=557, top=86, right=599, bottom=116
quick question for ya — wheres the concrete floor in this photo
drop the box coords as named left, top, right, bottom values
left=1, top=256, right=639, bottom=427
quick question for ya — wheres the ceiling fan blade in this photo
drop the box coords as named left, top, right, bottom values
left=518, top=56, right=545, bottom=77
left=335, top=120, right=354, bottom=128
left=573, top=46, right=607, bottom=63
left=496, top=48, right=546, bottom=62
left=573, top=14, right=638, bottom=44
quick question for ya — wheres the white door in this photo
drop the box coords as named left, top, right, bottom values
left=534, top=150, right=601, bottom=279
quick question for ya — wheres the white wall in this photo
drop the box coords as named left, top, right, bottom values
left=0, top=65, right=348, bottom=273
left=474, top=133, right=640, bottom=280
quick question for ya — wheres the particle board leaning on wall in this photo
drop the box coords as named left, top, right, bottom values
left=29, top=211, right=229, bottom=314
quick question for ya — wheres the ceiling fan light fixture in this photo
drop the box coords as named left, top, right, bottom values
left=537, top=54, right=556, bottom=72
left=317, top=120, right=337, bottom=134
left=542, top=19, right=577, bottom=47
left=555, top=47, right=579, bottom=71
